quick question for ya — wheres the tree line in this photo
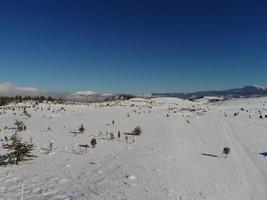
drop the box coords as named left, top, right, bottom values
left=0, top=96, right=64, bottom=106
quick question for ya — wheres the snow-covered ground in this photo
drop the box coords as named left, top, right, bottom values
left=0, top=97, right=267, bottom=200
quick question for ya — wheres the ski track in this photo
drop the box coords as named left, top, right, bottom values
left=223, top=118, right=267, bottom=199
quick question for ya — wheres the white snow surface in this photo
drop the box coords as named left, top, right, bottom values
left=0, top=97, right=267, bottom=200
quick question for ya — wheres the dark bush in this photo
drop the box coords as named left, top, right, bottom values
left=79, top=124, right=85, bottom=133
left=223, top=147, right=231, bottom=158
left=133, top=126, right=142, bottom=135
left=90, top=138, right=97, bottom=148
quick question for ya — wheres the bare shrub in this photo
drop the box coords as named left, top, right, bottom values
left=79, top=124, right=85, bottom=133
left=133, top=126, right=142, bottom=135
left=14, top=120, right=25, bottom=131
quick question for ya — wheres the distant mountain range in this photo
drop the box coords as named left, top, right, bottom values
left=1, top=82, right=266, bottom=102
left=61, top=85, right=267, bottom=102
left=152, top=85, right=267, bottom=100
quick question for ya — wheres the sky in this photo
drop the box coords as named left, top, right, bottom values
left=0, top=0, right=267, bottom=94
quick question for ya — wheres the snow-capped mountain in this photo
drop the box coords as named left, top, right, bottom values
left=253, top=85, right=267, bottom=90
left=152, top=85, right=267, bottom=99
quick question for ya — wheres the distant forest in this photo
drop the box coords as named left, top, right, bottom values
left=0, top=96, right=64, bottom=106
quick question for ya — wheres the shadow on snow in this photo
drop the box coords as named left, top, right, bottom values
left=259, top=152, right=267, bottom=157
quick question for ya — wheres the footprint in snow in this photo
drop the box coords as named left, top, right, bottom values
left=89, top=162, right=98, bottom=166
left=126, top=175, right=137, bottom=181
left=0, top=187, right=7, bottom=193
left=112, top=154, right=118, bottom=158
left=58, top=178, right=68, bottom=185
left=65, top=164, right=71, bottom=168
left=32, top=187, right=43, bottom=194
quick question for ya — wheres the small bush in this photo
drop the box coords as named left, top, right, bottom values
left=2, top=134, right=34, bottom=165
left=79, top=124, right=85, bottom=133
left=110, top=132, right=114, bottom=140
left=90, top=138, right=97, bottom=148
left=14, top=120, right=25, bottom=131
left=23, top=110, right=31, bottom=118
left=49, top=142, right=53, bottom=151
left=133, top=126, right=142, bottom=135
left=223, top=147, right=231, bottom=158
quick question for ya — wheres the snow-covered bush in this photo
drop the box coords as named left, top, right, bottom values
left=15, top=120, right=25, bottom=131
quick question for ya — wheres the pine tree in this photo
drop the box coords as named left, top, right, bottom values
left=2, top=134, right=34, bottom=164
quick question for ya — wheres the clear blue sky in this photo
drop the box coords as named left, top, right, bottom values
left=0, top=0, right=266, bottom=93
